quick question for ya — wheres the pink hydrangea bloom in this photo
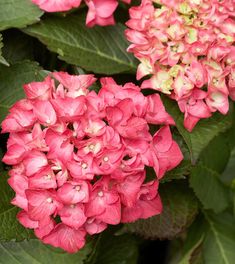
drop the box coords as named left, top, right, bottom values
left=126, top=0, right=235, bottom=131
left=32, top=0, right=82, bottom=12
left=32, top=0, right=131, bottom=27
left=2, top=72, right=183, bottom=253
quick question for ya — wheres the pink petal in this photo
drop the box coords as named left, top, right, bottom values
left=23, top=151, right=48, bottom=176
left=59, top=204, right=87, bottom=229
left=17, top=210, right=39, bottom=229
left=43, top=224, right=86, bottom=253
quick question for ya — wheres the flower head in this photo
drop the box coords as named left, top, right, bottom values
left=2, top=72, right=182, bottom=253
left=126, top=0, right=235, bottom=131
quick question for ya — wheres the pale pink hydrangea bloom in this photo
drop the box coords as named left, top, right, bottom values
left=32, top=0, right=131, bottom=27
left=126, top=0, right=235, bottom=131
left=2, top=72, right=183, bottom=253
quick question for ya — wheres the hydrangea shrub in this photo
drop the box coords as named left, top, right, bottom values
left=0, top=0, right=235, bottom=263
left=126, top=0, right=235, bottom=131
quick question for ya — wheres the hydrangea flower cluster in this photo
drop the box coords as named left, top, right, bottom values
left=126, top=0, right=235, bottom=131
left=32, top=0, right=131, bottom=27
left=2, top=72, right=183, bottom=253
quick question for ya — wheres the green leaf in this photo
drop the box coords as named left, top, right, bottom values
left=171, top=211, right=235, bottom=264
left=23, top=14, right=138, bottom=74
left=0, top=171, right=33, bottom=241
left=189, top=249, right=204, bottom=264
left=161, top=160, right=191, bottom=183
left=199, top=135, right=230, bottom=174
left=0, top=239, right=93, bottom=264
left=1, top=31, right=34, bottom=64
left=179, top=216, right=205, bottom=264
left=0, top=34, right=9, bottom=66
left=0, top=61, right=47, bottom=122
left=190, top=166, right=230, bottom=213
left=224, top=105, right=235, bottom=149
left=168, top=217, right=205, bottom=264
left=123, top=181, right=198, bottom=240
left=221, top=112, right=235, bottom=184
left=221, top=148, right=235, bottom=185
left=168, top=239, right=186, bottom=264
left=0, top=0, right=43, bottom=31
left=189, top=136, right=231, bottom=213
left=203, top=211, right=235, bottom=264
left=163, top=97, right=233, bottom=163
left=162, top=132, right=192, bottom=183
left=0, top=150, right=4, bottom=171
left=88, top=231, right=139, bottom=264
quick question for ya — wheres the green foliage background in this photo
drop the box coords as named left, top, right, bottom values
left=0, top=0, right=235, bottom=263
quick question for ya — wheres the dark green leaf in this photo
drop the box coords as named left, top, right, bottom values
left=123, top=181, right=198, bottom=240
left=162, top=132, right=192, bottom=183
left=179, top=216, right=205, bottom=264
left=88, top=231, right=138, bottom=264
left=23, top=14, right=138, bottom=74
left=170, top=211, right=235, bottom=264
left=189, top=135, right=231, bottom=213
left=0, top=150, right=4, bottom=171
left=168, top=239, right=185, bottom=264
left=190, top=166, right=230, bottom=213
left=161, top=160, right=191, bottom=183
left=168, top=216, right=205, bottom=264
left=221, top=112, right=235, bottom=184
left=163, top=97, right=233, bottom=163
left=224, top=105, right=235, bottom=149
left=0, top=61, right=47, bottom=122
left=199, top=135, right=230, bottom=174
left=0, top=171, right=33, bottom=241
left=203, top=211, right=235, bottom=264
left=221, top=148, right=235, bottom=185
left=0, top=34, right=9, bottom=66
left=0, top=0, right=43, bottom=31
left=2, top=31, right=34, bottom=64
left=0, top=239, right=93, bottom=263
